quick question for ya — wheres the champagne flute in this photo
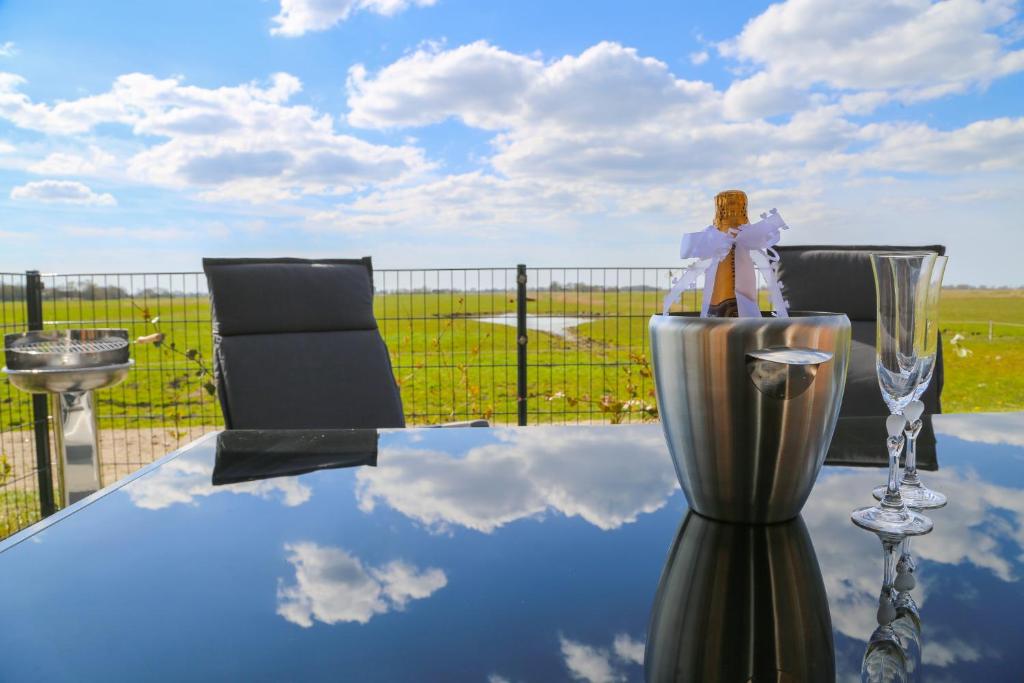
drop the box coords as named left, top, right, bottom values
left=852, top=253, right=935, bottom=536
left=874, top=255, right=948, bottom=509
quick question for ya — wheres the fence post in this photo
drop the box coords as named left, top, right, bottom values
left=516, top=264, right=528, bottom=426
left=25, top=271, right=56, bottom=517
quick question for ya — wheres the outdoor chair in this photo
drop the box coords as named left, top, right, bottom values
left=775, top=245, right=946, bottom=417
left=202, top=257, right=406, bottom=429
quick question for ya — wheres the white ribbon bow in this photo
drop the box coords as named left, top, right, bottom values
left=662, top=208, right=790, bottom=318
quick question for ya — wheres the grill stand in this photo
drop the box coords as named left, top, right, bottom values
left=51, top=391, right=102, bottom=506
left=4, top=329, right=132, bottom=510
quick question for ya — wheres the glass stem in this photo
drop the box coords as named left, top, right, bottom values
left=883, top=435, right=903, bottom=508
left=901, top=537, right=916, bottom=573
left=882, top=538, right=897, bottom=589
left=901, top=421, right=921, bottom=486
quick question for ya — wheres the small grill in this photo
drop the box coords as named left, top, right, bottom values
left=3, top=329, right=133, bottom=506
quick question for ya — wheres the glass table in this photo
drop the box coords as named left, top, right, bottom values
left=1, top=412, right=1022, bottom=681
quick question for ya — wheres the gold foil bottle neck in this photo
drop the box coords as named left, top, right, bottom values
left=706, top=189, right=749, bottom=317
left=714, top=190, right=749, bottom=231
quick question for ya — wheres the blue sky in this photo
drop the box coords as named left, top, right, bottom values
left=0, top=0, right=1022, bottom=283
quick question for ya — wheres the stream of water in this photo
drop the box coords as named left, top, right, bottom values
left=473, top=314, right=595, bottom=338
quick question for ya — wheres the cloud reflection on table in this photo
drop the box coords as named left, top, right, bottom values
left=3, top=415, right=1021, bottom=681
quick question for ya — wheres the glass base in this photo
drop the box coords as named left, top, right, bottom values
left=873, top=483, right=947, bottom=510
left=851, top=504, right=933, bottom=537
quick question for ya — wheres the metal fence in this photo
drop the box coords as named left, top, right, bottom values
left=3, top=268, right=1020, bottom=538
left=1, top=265, right=695, bottom=539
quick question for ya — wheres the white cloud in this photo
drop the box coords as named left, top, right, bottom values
left=347, top=40, right=849, bottom=193
left=720, top=0, right=1024, bottom=108
left=307, top=171, right=590, bottom=234
left=347, top=41, right=544, bottom=129
left=827, top=117, right=1024, bottom=174
left=28, top=146, right=117, bottom=176
left=0, top=72, right=429, bottom=203
left=338, top=35, right=1024, bottom=254
left=10, top=179, right=116, bottom=206
left=923, top=638, right=983, bottom=667
left=371, top=559, right=448, bottom=608
left=348, top=41, right=718, bottom=132
left=1, top=71, right=130, bottom=135
left=722, top=70, right=810, bottom=120
left=933, top=411, right=1024, bottom=447
left=0, top=140, right=14, bottom=154
left=336, top=22, right=1024, bottom=238
left=559, top=632, right=644, bottom=683
left=276, top=542, right=446, bottom=627
left=689, top=50, right=709, bottom=65
left=277, top=543, right=382, bottom=627
left=355, top=427, right=678, bottom=533
left=527, top=42, right=719, bottom=130
left=271, top=0, right=437, bottom=37
left=560, top=637, right=622, bottom=683
left=343, top=40, right=870, bottom=194
left=489, top=106, right=856, bottom=188
left=0, top=42, right=16, bottom=58
left=126, top=456, right=312, bottom=509
left=611, top=634, right=645, bottom=665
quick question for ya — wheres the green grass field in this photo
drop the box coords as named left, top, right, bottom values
left=1, top=288, right=1021, bottom=435
left=934, top=289, right=1024, bottom=413
left=1, top=286, right=1021, bottom=538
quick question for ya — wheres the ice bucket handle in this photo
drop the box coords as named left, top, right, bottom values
left=746, top=347, right=833, bottom=401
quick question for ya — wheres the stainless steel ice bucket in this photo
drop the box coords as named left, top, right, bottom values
left=649, top=312, right=850, bottom=523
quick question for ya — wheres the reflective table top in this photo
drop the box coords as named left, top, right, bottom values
left=2, top=413, right=1023, bottom=681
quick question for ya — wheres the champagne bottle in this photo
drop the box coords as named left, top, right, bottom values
left=706, top=190, right=749, bottom=318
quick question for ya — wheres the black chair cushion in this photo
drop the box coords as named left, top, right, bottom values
left=214, top=330, right=405, bottom=429
left=776, top=245, right=946, bottom=322
left=203, top=257, right=376, bottom=335
left=841, top=320, right=943, bottom=417
left=825, top=415, right=937, bottom=469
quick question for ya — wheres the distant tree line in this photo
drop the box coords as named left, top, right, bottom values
left=0, top=281, right=203, bottom=301
left=373, top=284, right=665, bottom=294
left=547, top=282, right=661, bottom=292
left=946, top=284, right=1023, bottom=290
left=0, top=282, right=25, bottom=300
